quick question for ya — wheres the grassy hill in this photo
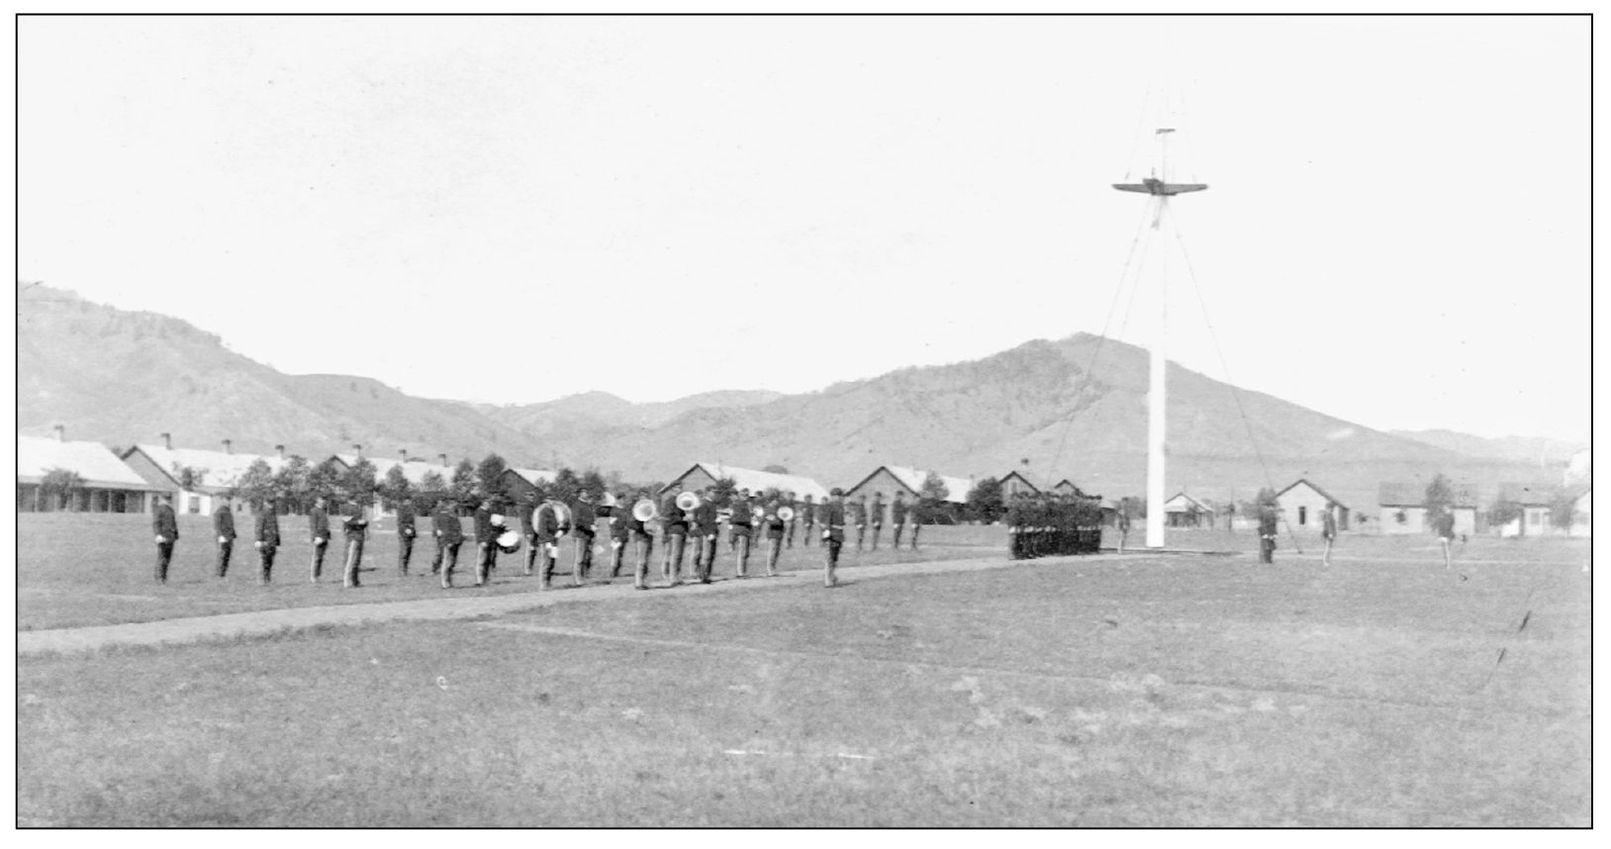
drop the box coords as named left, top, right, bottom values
left=16, top=284, right=1553, bottom=504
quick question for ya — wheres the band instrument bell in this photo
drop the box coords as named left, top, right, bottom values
left=676, top=491, right=701, bottom=512
left=777, top=505, right=795, bottom=521
left=632, top=498, right=658, bottom=522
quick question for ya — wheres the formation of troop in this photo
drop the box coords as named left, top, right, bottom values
left=1004, top=491, right=1105, bottom=559
left=152, top=485, right=934, bottom=592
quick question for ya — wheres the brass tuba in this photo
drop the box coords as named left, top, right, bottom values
left=675, top=491, right=701, bottom=512
left=777, top=505, right=796, bottom=522
left=632, top=498, right=658, bottom=522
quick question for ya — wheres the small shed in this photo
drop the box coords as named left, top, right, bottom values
left=1163, top=492, right=1214, bottom=528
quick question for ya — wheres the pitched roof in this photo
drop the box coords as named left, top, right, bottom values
left=871, top=465, right=971, bottom=504
left=999, top=471, right=1041, bottom=494
left=1275, top=478, right=1348, bottom=509
left=20, top=437, right=163, bottom=490
left=1494, top=482, right=1559, bottom=506
left=673, top=463, right=831, bottom=500
left=127, top=443, right=285, bottom=492
left=503, top=467, right=557, bottom=487
left=333, top=454, right=457, bottom=486
left=1164, top=492, right=1212, bottom=513
left=1378, top=481, right=1479, bottom=508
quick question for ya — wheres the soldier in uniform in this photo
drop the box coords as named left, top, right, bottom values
left=396, top=496, right=418, bottom=576
left=255, top=498, right=281, bottom=584
left=783, top=490, right=798, bottom=549
left=628, top=489, right=655, bottom=590
left=690, top=486, right=720, bottom=583
left=213, top=500, right=236, bottom=579
left=909, top=499, right=924, bottom=550
left=1258, top=502, right=1278, bottom=565
left=1116, top=506, right=1131, bottom=553
left=1006, top=493, right=1025, bottom=559
left=822, top=488, right=847, bottom=587
left=519, top=491, right=541, bottom=577
left=660, top=489, right=690, bottom=586
left=891, top=492, right=910, bottom=549
left=800, top=494, right=816, bottom=547
left=434, top=497, right=464, bottom=587
left=1321, top=501, right=1338, bottom=567
left=728, top=488, right=755, bottom=578
left=868, top=492, right=885, bottom=551
left=606, top=491, right=632, bottom=578
left=569, top=490, right=598, bottom=586
left=153, top=493, right=179, bottom=583
left=473, top=496, right=500, bottom=587
left=308, top=494, right=331, bottom=583
left=342, top=497, right=370, bottom=588
left=761, top=496, right=786, bottom=577
left=535, top=497, right=564, bottom=588
left=850, top=494, right=867, bottom=552
left=1434, top=507, right=1456, bottom=569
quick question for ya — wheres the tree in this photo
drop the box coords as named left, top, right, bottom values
left=1549, top=492, right=1581, bottom=533
left=549, top=468, right=581, bottom=504
left=342, top=458, right=379, bottom=506
left=308, top=458, right=345, bottom=505
left=476, top=453, right=508, bottom=503
left=274, top=455, right=312, bottom=514
left=235, top=458, right=277, bottom=512
left=579, top=469, right=608, bottom=502
left=171, top=463, right=208, bottom=491
left=378, top=465, right=413, bottom=511
left=709, top=476, right=738, bottom=505
left=965, top=476, right=1004, bottom=523
left=1486, top=498, right=1524, bottom=530
left=449, top=459, right=479, bottom=509
left=919, top=472, right=952, bottom=523
left=417, top=470, right=448, bottom=512
left=1424, top=473, right=1454, bottom=521
left=39, top=467, right=85, bottom=511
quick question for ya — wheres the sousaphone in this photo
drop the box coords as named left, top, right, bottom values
left=777, top=505, right=796, bottom=522
left=632, top=498, right=658, bottom=522
left=675, top=491, right=701, bottom=512
left=533, top=500, right=572, bottom=537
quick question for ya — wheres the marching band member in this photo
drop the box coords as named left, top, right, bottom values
left=851, top=494, right=867, bottom=552
left=629, top=489, right=655, bottom=590
left=868, top=492, right=885, bottom=551
left=800, top=494, right=816, bottom=547
left=728, top=487, right=755, bottom=578
left=342, top=497, right=369, bottom=589
left=606, top=491, right=631, bottom=578
left=909, top=499, right=923, bottom=550
left=152, top=492, right=179, bottom=584
left=396, top=496, right=418, bottom=576
left=661, top=489, right=689, bottom=586
left=570, top=490, right=598, bottom=586
left=822, top=488, right=847, bottom=588
left=691, top=486, right=720, bottom=583
left=213, top=500, right=236, bottom=579
left=255, top=498, right=281, bottom=584
left=520, top=491, right=541, bottom=577
left=473, top=496, right=500, bottom=587
left=535, top=498, right=565, bottom=589
left=434, top=497, right=463, bottom=588
left=762, top=497, right=786, bottom=577
left=308, top=494, right=331, bottom=583
left=891, top=492, right=909, bottom=549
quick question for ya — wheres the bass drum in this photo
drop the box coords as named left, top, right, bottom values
left=533, top=500, right=573, bottom=536
left=496, top=529, right=522, bottom=554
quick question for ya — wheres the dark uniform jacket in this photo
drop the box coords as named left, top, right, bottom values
left=801, top=501, right=816, bottom=526
left=214, top=506, right=236, bottom=540
left=868, top=499, right=884, bottom=526
left=309, top=506, right=331, bottom=542
left=1258, top=509, right=1278, bottom=537
left=571, top=500, right=598, bottom=536
left=729, top=496, right=754, bottom=527
left=256, top=510, right=281, bottom=547
left=601, top=504, right=630, bottom=539
left=1434, top=512, right=1456, bottom=540
left=396, top=504, right=416, bottom=538
left=154, top=504, right=179, bottom=540
left=520, top=500, right=539, bottom=535
left=535, top=505, right=563, bottom=542
left=474, top=506, right=498, bottom=544
left=763, top=504, right=786, bottom=538
left=433, top=507, right=463, bottom=543
left=343, top=504, right=369, bottom=539
left=892, top=499, right=910, bottom=524
left=822, top=502, right=846, bottom=543
left=661, top=496, right=689, bottom=536
left=1321, top=511, right=1337, bottom=539
left=848, top=501, right=865, bottom=526
left=816, top=500, right=834, bottom=526
left=691, top=501, right=719, bottom=537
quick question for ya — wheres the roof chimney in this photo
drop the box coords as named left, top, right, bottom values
left=399, top=448, right=408, bottom=462
left=439, top=453, right=448, bottom=467
left=53, top=424, right=64, bottom=442
left=161, top=432, right=172, bottom=450
left=275, top=444, right=285, bottom=460
left=222, top=438, right=233, bottom=455
left=352, top=443, right=363, bottom=458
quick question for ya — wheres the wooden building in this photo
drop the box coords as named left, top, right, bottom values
left=1274, top=479, right=1350, bottom=532
left=1377, top=482, right=1478, bottom=536
left=121, top=435, right=285, bottom=515
left=844, top=465, right=971, bottom=506
left=999, top=471, right=1040, bottom=500
left=1163, top=492, right=1214, bottom=528
left=498, top=467, right=558, bottom=503
left=661, top=463, right=830, bottom=501
left=18, top=433, right=166, bottom=513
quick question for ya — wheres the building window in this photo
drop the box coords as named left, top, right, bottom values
left=1298, top=506, right=1307, bottom=526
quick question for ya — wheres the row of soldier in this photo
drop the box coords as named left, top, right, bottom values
left=154, top=486, right=930, bottom=590
left=1003, top=491, right=1105, bottom=559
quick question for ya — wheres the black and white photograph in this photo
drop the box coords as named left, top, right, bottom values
left=13, top=11, right=1592, bottom=827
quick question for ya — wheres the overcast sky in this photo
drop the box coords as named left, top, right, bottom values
left=18, top=15, right=1590, bottom=443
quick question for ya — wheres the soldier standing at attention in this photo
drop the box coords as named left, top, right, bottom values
left=850, top=494, right=867, bottom=552
left=308, top=494, right=331, bottom=583
left=342, top=497, right=370, bottom=588
left=822, top=488, right=847, bottom=587
left=1321, top=501, right=1338, bottom=567
left=535, top=498, right=564, bottom=588
left=909, top=499, right=924, bottom=550
left=255, top=499, right=281, bottom=584
left=570, top=490, right=598, bottom=586
left=891, top=492, right=910, bottom=549
left=434, top=497, right=464, bottom=588
left=783, top=491, right=798, bottom=549
left=1258, top=502, right=1278, bottom=565
left=1434, top=508, right=1456, bottom=570
left=213, top=500, right=236, bottom=579
left=661, top=489, right=690, bottom=586
left=519, top=491, right=541, bottom=577
left=728, top=488, right=755, bottom=578
left=629, top=490, right=655, bottom=590
left=762, top=496, right=786, bottom=577
left=153, top=493, right=179, bottom=583
left=1116, top=507, right=1131, bottom=553
left=606, top=491, right=632, bottom=578
left=396, top=496, right=418, bottom=576
left=473, top=496, right=499, bottom=587
left=800, top=494, right=816, bottom=547
left=868, top=492, right=885, bottom=551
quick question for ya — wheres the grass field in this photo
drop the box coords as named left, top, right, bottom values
left=16, top=525, right=1590, bottom=826
left=18, top=514, right=1004, bottom=631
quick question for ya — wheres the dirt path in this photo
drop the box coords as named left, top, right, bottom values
left=17, top=552, right=1103, bottom=656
